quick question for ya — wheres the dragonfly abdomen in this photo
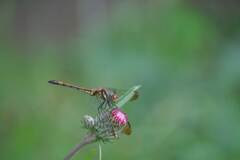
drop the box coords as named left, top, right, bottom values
left=48, top=80, right=94, bottom=95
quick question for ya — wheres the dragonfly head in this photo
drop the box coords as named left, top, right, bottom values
left=111, top=94, right=119, bottom=102
left=102, top=89, right=119, bottom=102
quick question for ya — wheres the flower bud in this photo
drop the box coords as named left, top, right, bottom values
left=83, top=115, right=95, bottom=129
left=111, top=108, right=128, bottom=126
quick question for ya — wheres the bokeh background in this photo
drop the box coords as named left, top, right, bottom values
left=1, top=1, right=240, bottom=160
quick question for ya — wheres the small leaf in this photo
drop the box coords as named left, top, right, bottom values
left=116, top=85, right=141, bottom=108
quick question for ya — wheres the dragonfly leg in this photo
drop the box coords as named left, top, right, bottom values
left=101, top=99, right=113, bottom=112
left=107, top=100, right=113, bottom=109
left=98, top=100, right=106, bottom=113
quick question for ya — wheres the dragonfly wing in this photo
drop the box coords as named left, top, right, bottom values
left=110, top=88, right=140, bottom=102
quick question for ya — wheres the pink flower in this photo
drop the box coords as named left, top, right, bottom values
left=111, top=108, right=128, bottom=126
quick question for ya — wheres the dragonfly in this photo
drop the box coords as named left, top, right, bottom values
left=48, top=80, right=137, bottom=136
left=48, top=80, right=139, bottom=111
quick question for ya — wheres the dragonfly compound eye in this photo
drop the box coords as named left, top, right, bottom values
left=111, top=94, right=119, bottom=101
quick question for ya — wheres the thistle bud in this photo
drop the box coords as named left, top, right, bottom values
left=111, top=108, right=128, bottom=126
left=82, top=115, right=95, bottom=129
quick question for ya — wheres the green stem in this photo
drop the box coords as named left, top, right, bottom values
left=99, top=143, right=102, bottom=160
left=64, top=133, right=97, bottom=160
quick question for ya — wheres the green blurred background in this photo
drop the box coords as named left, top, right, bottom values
left=1, top=1, right=240, bottom=160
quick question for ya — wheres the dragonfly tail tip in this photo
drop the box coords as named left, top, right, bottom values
left=48, top=80, right=58, bottom=85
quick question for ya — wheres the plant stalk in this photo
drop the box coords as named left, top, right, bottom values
left=64, top=133, right=97, bottom=160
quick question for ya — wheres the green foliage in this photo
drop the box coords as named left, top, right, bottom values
left=1, top=1, right=240, bottom=160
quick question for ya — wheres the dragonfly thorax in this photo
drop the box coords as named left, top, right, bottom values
left=97, top=88, right=118, bottom=103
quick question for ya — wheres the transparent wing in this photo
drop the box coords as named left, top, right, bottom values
left=109, top=88, right=140, bottom=102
